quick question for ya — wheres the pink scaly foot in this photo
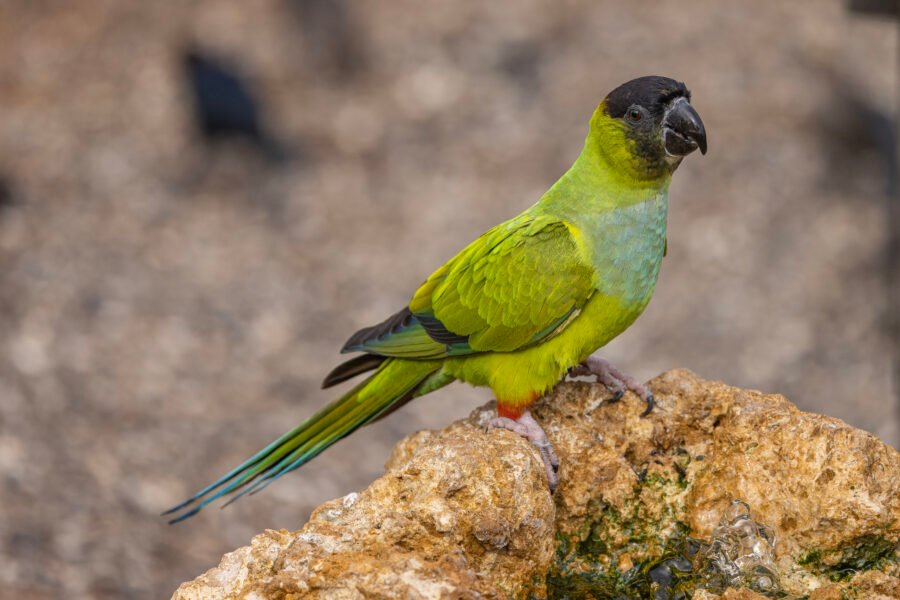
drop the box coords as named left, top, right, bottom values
left=488, top=409, right=559, bottom=492
left=569, top=354, right=655, bottom=417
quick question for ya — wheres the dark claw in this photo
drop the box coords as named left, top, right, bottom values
left=608, top=390, right=624, bottom=403
left=567, top=365, right=589, bottom=378
left=640, top=393, right=655, bottom=417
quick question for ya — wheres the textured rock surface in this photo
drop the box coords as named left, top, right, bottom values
left=173, top=370, right=899, bottom=599
left=174, top=423, right=556, bottom=599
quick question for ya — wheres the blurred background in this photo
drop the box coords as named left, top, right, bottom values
left=0, top=0, right=897, bottom=597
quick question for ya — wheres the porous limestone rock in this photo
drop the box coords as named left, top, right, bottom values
left=173, top=419, right=556, bottom=599
left=172, top=370, right=899, bottom=599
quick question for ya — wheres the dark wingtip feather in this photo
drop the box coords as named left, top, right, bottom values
left=322, top=354, right=386, bottom=388
left=340, top=307, right=415, bottom=353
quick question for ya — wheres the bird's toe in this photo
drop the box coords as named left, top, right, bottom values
left=640, top=393, right=655, bottom=417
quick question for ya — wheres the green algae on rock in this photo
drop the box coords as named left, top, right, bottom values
left=798, top=535, right=898, bottom=583
left=548, top=500, right=791, bottom=599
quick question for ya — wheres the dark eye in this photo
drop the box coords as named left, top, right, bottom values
left=627, top=108, right=643, bottom=123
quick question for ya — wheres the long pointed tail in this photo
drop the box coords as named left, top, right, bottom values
left=164, top=358, right=442, bottom=523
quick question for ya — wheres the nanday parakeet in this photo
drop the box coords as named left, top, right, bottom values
left=166, top=75, right=707, bottom=522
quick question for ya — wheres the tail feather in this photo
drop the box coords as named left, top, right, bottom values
left=321, top=353, right=386, bottom=389
left=164, top=358, right=441, bottom=523
left=224, top=389, right=407, bottom=507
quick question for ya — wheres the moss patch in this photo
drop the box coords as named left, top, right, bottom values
left=548, top=524, right=698, bottom=599
left=798, top=536, right=899, bottom=582
left=547, top=456, right=696, bottom=599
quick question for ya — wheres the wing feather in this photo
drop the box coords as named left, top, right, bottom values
left=411, top=214, right=595, bottom=353
left=339, top=214, right=595, bottom=364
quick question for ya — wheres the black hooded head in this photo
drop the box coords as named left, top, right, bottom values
left=604, top=76, right=691, bottom=121
left=598, top=76, right=706, bottom=177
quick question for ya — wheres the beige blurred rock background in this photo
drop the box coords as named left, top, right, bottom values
left=0, top=1, right=896, bottom=598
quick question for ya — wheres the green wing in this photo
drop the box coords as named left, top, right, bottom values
left=411, top=214, right=596, bottom=352
left=343, top=214, right=595, bottom=359
left=342, top=214, right=595, bottom=363
left=322, top=214, right=596, bottom=387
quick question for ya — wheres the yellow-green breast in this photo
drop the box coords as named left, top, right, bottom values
left=444, top=191, right=668, bottom=406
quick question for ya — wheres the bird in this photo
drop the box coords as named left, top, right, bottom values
left=165, top=75, right=707, bottom=523
left=182, top=47, right=287, bottom=162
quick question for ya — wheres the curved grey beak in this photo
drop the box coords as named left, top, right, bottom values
left=663, top=98, right=707, bottom=156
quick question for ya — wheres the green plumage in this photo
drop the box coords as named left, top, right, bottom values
left=167, top=76, right=706, bottom=521
left=416, top=216, right=595, bottom=352
left=165, top=359, right=442, bottom=522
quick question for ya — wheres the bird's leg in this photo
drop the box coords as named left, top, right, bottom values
left=488, top=409, right=559, bottom=492
left=569, top=355, right=655, bottom=416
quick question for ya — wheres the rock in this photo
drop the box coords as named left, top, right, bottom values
left=692, top=591, right=767, bottom=600
left=174, top=416, right=556, bottom=599
left=172, top=369, right=899, bottom=599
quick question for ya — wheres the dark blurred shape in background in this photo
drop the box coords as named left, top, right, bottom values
left=848, top=0, right=899, bottom=19
left=820, top=81, right=896, bottom=196
left=847, top=0, right=900, bottom=453
left=496, top=41, right=544, bottom=99
left=0, top=176, right=15, bottom=211
left=0, top=1, right=897, bottom=599
left=183, top=47, right=289, bottom=163
left=288, top=0, right=365, bottom=79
